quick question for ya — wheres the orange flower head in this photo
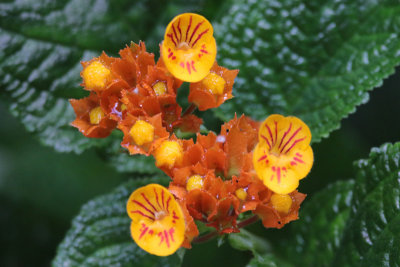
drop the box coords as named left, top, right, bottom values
left=253, top=115, right=313, bottom=194
left=127, top=184, right=185, bottom=256
left=70, top=93, right=116, bottom=138
left=161, top=13, right=217, bottom=82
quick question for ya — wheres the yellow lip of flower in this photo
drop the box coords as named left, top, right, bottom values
left=253, top=115, right=313, bottom=194
left=186, top=175, right=204, bottom=191
left=270, top=193, right=292, bottom=214
left=154, top=140, right=183, bottom=168
left=129, top=120, right=155, bottom=146
left=202, top=72, right=226, bottom=95
left=89, top=106, right=105, bottom=125
left=127, top=184, right=185, bottom=256
left=82, top=61, right=111, bottom=91
left=161, top=13, right=217, bottom=82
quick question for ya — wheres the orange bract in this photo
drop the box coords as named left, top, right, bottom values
left=253, top=115, right=313, bottom=194
left=119, top=113, right=169, bottom=155
left=161, top=13, right=217, bottom=82
left=70, top=93, right=116, bottom=138
left=127, top=184, right=185, bottom=256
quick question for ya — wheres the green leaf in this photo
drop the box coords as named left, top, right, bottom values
left=213, top=0, right=400, bottom=142
left=278, top=142, right=400, bottom=266
left=52, top=176, right=184, bottom=267
left=228, top=228, right=271, bottom=257
left=246, top=254, right=293, bottom=267
left=333, top=143, right=400, bottom=266
left=0, top=0, right=219, bottom=154
left=280, top=180, right=355, bottom=266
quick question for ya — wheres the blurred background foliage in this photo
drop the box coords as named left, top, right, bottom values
left=1, top=0, right=400, bottom=266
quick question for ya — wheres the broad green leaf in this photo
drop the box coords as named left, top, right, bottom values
left=333, top=143, right=400, bottom=266
left=213, top=0, right=400, bottom=142
left=0, top=0, right=219, bottom=154
left=52, top=176, right=183, bottom=267
left=246, top=254, right=293, bottom=267
left=277, top=142, right=400, bottom=266
left=280, top=180, right=355, bottom=266
left=228, top=228, right=271, bottom=257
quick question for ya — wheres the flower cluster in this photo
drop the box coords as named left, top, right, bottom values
left=70, top=13, right=314, bottom=257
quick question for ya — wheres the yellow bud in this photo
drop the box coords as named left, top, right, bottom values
left=153, top=81, right=167, bottom=96
left=154, top=141, right=183, bottom=168
left=202, top=72, right=226, bottom=95
left=121, top=104, right=127, bottom=111
left=89, top=106, right=104, bottom=125
left=82, top=61, right=111, bottom=90
left=186, top=175, right=204, bottom=191
left=271, top=193, right=292, bottom=214
left=235, top=188, right=247, bottom=201
left=129, top=120, right=155, bottom=146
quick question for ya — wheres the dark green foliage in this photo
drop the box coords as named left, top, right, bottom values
left=279, top=143, right=400, bottom=266
left=52, top=176, right=183, bottom=267
left=214, top=0, right=400, bottom=142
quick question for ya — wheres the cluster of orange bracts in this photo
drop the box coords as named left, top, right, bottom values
left=70, top=13, right=313, bottom=257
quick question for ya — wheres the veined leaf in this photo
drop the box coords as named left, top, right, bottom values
left=52, top=176, right=183, bottom=267
left=246, top=254, right=293, bottom=267
left=280, top=180, right=355, bottom=266
left=214, top=0, right=400, bottom=142
left=334, top=143, right=400, bottom=266
left=277, top=143, right=400, bottom=266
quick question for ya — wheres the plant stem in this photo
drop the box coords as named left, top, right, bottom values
left=192, top=215, right=260, bottom=244
left=183, top=103, right=197, bottom=116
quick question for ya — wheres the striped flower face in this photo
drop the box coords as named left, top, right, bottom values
left=253, top=115, right=314, bottom=194
left=161, top=13, right=217, bottom=82
left=127, top=184, right=185, bottom=256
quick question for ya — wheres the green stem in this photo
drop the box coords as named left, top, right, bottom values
left=192, top=215, right=259, bottom=244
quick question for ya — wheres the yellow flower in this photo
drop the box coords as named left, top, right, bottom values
left=127, top=184, right=185, bottom=256
left=161, top=13, right=217, bottom=82
left=253, top=115, right=313, bottom=194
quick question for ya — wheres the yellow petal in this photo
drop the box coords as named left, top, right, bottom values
left=161, top=13, right=217, bottom=82
left=127, top=184, right=185, bottom=256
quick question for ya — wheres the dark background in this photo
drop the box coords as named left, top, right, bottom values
left=0, top=59, right=398, bottom=266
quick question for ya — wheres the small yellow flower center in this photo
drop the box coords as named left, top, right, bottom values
left=186, top=175, right=204, bottom=191
left=129, top=120, right=155, bottom=146
left=121, top=104, right=127, bottom=111
left=154, top=140, right=183, bottom=168
left=271, top=193, right=292, bottom=214
left=202, top=72, right=226, bottom=95
left=82, top=61, right=111, bottom=90
left=89, top=106, right=105, bottom=125
left=152, top=81, right=167, bottom=96
left=235, top=188, right=247, bottom=201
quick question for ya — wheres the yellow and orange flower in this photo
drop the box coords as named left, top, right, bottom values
left=127, top=184, right=185, bottom=256
left=253, top=115, right=313, bottom=194
left=70, top=93, right=116, bottom=138
left=161, top=13, right=217, bottom=82
left=188, top=62, right=239, bottom=111
left=118, top=113, right=169, bottom=155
